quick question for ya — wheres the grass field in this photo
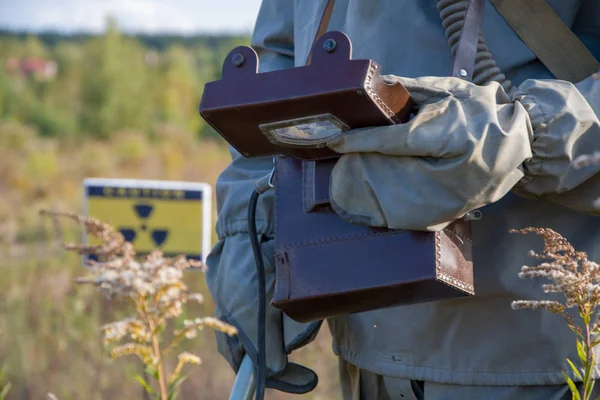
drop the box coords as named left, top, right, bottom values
left=0, top=121, right=340, bottom=399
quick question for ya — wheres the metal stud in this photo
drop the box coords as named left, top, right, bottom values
left=232, top=52, right=245, bottom=67
left=323, top=39, right=337, bottom=53
left=465, top=209, right=483, bottom=220
left=458, top=68, right=468, bottom=77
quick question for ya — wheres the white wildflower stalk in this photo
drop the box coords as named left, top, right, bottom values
left=511, top=228, right=600, bottom=400
left=169, top=352, right=201, bottom=386
left=40, top=210, right=237, bottom=400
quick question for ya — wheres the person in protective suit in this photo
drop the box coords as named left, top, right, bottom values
left=206, top=0, right=600, bottom=398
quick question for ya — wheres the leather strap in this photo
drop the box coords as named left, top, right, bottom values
left=490, top=0, right=600, bottom=83
left=304, top=0, right=600, bottom=83
left=451, top=0, right=486, bottom=82
left=305, top=0, right=336, bottom=65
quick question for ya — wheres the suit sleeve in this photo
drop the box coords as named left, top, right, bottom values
left=215, top=0, right=295, bottom=241
left=511, top=70, right=600, bottom=215
left=251, top=0, right=296, bottom=73
left=204, top=0, right=297, bottom=376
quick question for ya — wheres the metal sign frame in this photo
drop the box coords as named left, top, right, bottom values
left=82, top=178, right=212, bottom=263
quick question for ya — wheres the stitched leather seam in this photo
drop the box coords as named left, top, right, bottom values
left=274, top=158, right=281, bottom=246
left=435, top=231, right=441, bottom=273
left=437, top=273, right=475, bottom=294
left=278, top=229, right=412, bottom=249
left=365, top=62, right=397, bottom=120
left=365, top=62, right=402, bottom=123
left=435, top=231, right=474, bottom=294
left=446, top=230, right=473, bottom=244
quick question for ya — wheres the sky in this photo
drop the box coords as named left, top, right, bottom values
left=0, top=0, right=264, bottom=34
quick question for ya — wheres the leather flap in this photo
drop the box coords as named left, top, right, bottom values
left=302, top=159, right=337, bottom=212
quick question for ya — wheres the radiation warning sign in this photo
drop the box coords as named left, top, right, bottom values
left=83, top=178, right=212, bottom=262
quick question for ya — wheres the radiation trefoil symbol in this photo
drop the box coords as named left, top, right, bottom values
left=119, top=203, right=169, bottom=248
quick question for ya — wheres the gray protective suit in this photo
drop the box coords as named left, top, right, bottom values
left=206, top=0, right=600, bottom=398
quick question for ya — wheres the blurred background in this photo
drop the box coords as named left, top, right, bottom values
left=0, top=1, right=339, bottom=398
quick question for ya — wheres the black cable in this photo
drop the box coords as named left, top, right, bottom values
left=248, top=189, right=266, bottom=400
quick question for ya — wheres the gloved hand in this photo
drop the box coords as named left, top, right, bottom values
left=326, top=75, right=534, bottom=231
left=206, top=232, right=322, bottom=394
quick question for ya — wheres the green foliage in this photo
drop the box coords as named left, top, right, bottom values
left=133, top=368, right=188, bottom=400
left=565, top=341, right=599, bottom=400
left=168, top=375, right=187, bottom=400
left=0, top=25, right=245, bottom=140
left=133, top=373, right=155, bottom=395
left=157, top=45, right=204, bottom=133
left=0, top=69, right=21, bottom=119
left=0, top=120, right=38, bottom=151
left=23, top=147, right=59, bottom=182
left=80, top=22, right=149, bottom=137
left=28, top=102, right=78, bottom=137
left=113, top=130, right=151, bottom=165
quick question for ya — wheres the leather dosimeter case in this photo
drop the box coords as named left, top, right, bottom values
left=200, top=31, right=411, bottom=160
left=273, top=157, right=474, bottom=322
left=199, top=31, right=474, bottom=324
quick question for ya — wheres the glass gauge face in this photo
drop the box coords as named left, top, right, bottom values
left=259, top=113, right=349, bottom=148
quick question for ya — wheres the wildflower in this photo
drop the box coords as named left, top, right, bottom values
left=170, top=352, right=202, bottom=384
left=101, top=318, right=136, bottom=344
left=109, top=343, right=154, bottom=365
left=184, top=330, right=197, bottom=339
left=199, top=316, right=239, bottom=336
left=511, top=300, right=565, bottom=314
left=511, top=227, right=600, bottom=400
left=158, top=267, right=182, bottom=284
left=178, top=351, right=201, bottom=365
left=129, top=320, right=151, bottom=343
left=39, top=210, right=237, bottom=400
left=179, top=317, right=238, bottom=339
left=188, top=293, right=204, bottom=303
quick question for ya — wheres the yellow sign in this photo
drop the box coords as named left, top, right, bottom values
left=83, top=179, right=212, bottom=261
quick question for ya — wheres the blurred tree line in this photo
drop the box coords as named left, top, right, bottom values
left=0, top=18, right=249, bottom=139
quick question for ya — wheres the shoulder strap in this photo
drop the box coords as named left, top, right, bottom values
left=305, top=0, right=336, bottom=65
left=490, top=0, right=599, bottom=83
left=451, top=0, right=486, bottom=82
left=305, top=0, right=600, bottom=83
left=307, top=0, right=485, bottom=82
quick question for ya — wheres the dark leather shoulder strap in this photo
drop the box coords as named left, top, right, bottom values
left=451, top=0, right=486, bottom=82
left=490, top=0, right=600, bottom=83
left=305, top=0, right=336, bottom=65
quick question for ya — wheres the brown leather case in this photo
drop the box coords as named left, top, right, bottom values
left=199, top=31, right=412, bottom=161
left=272, top=157, right=474, bottom=323
left=199, top=30, right=475, bottom=324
